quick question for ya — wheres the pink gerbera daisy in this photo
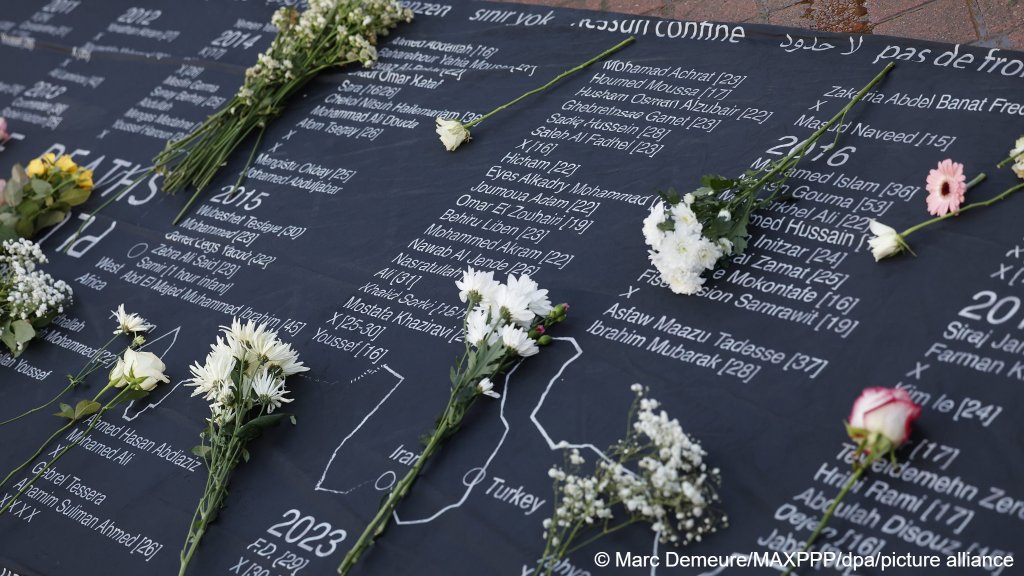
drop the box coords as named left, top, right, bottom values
left=925, top=159, right=967, bottom=216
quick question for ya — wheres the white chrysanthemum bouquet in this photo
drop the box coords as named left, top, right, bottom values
left=180, top=319, right=308, bottom=575
left=536, top=385, right=725, bottom=575
left=154, top=0, right=412, bottom=223
left=644, top=62, right=895, bottom=295
left=340, top=267, right=568, bottom=574
left=0, top=238, right=73, bottom=355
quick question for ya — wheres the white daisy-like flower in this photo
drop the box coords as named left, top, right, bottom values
left=500, top=324, right=538, bottom=357
left=477, top=377, right=500, bottom=398
left=465, top=306, right=496, bottom=348
left=490, top=283, right=534, bottom=328
left=251, top=371, right=292, bottom=412
left=112, top=303, right=154, bottom=335
left=505, top=274, right=552, bottom=317
left=456, top=266, right=499, bottom=305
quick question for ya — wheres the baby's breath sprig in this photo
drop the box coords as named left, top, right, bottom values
left=536, top=385, right=726, bottom=575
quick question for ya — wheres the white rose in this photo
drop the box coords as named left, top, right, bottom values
left=867, top=219, right=904, bottom=262
left=110, top=349, right=170, bottom=391
left=848, top=387, right=921, bottom=447
left=435, top=117, right=470, bottom=152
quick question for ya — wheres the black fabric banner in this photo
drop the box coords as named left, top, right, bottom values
left=1, top=1, right=1023, bottom=574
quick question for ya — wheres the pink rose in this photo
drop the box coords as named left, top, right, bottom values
left=848, top=387, right=921, bottom=447
left=0, top=117, right=8, bottom=143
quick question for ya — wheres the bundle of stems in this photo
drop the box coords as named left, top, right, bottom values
left=152, top=0, right=412, bottom=223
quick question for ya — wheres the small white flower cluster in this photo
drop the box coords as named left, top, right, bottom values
left=1010, top=136, right=1024, bottom=180
left=457, top=267, right=554, bottom=360
left=241, top=0, right=412, bottom=106
left=643, top=197, right=729, bottom=295
left=542, top=385, right=725, bottom=555
left=186, top=319, right=309, bottom=425
left=1, top=238, right=73, bottom=323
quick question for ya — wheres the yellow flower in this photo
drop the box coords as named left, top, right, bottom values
left=76, top=169, right=94, bottom=191
left=75, top=168, right=93, bottom=190
left=42, top=153, right=56, bottom=164
left=55, top=154, right=77, bottom=173
left=26, top=159, right=46, bottom=178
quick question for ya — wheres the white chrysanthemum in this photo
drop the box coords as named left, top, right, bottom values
left=251, top=371, right=292, bottom=412
left=456, top=266, right=499, bottom=305
left=500, top=324, right=538, bottom=357
left=642, top=203, right=668, bottom=250
left=465, top=306, right=497, bottom=347
left=505, top=274, right=552, bottom=317
left=491, top=283, right=534, bottom=328
left=477, top=377, right=500, bottom=399
left=112, top=303, right=153, bottom=335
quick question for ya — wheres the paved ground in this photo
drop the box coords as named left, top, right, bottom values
left=499, top=0, right=1024, bottom=50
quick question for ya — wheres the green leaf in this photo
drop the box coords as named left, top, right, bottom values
left=11, top=319, right=35, bottom=346
left=657, top=220, right=675, bottom=232
left=53, top=402, right=76, bottom=419
left=34, top=210, right=66, bottom=233
left=73, top=399, right=102, bottom=420
left=58, top=186, right=90, bottom=207
left=30, top=179, right=53, bottom=197
left=236, top=412, right=291, bottom=442
left=3, top=180, right=23, bottom=206
left=658, top=188, right=681, bottom=205
left=15, top=199, right=40, bottom=216
left=700, top=174, right=735, bottom=191
left=14, top=217, right=34, bottom=239
left=191, top=445, right=212, bottom=459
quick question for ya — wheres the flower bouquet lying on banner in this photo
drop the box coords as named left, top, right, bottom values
left=868, top=135, right=1024, bottom=261
left=339, top=268, right=568, bottom=574
left=0, top=306, right=167, bottom=518
left=434, top=36, right=635, bottom=152
left=0, top=153, right=93, bottom=240
left=0, top=238, right=73, bottom=356
left=180, top=319, right=308, bottom=576
left=536, top=384, right=726, bottom=575
left=1, top=304, right=151, bottom=429
left=153, top=0, right=412, bottom=224
left=643, top=62, right=895, bottom=295
left=781, top=387, right=921, bottom=576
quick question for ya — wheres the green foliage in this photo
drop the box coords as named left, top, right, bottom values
left=1, top=160, right=93, bottom=240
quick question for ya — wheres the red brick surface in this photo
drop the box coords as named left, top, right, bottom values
left=872, top=0, right=979, bottom=44
left=499, top=0, right=1024, bottom=50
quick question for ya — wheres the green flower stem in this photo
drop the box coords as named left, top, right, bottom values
left=0, top=378, right=77, bottom=428
left=0, top=419, right=77, bottom=492
left=901, top=179, right=1024, bottom=239
left=66, top=169, right=155, bottom=254
left=0, top=377, right=118, bottom=492
left=0, top=387, right=129, bottom=517
left=780, top=455, right=877, bottom=576
left=758, top=62, right=895, bottom=205
left=463, top=36, right=636, bottom=130
left=171, top=125, right=266, bottom=225
left=996, top=151, right=1022, bottom=168
left=338, top=396, right=464, bottom=575
left=179, top=433, right=244, bottom=576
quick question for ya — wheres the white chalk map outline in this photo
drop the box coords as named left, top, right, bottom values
left=315, top=363, right=406, bottom=495
left=119, top=326, right=181, bottom=422
left=314, top=337, right=737, bottom=575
